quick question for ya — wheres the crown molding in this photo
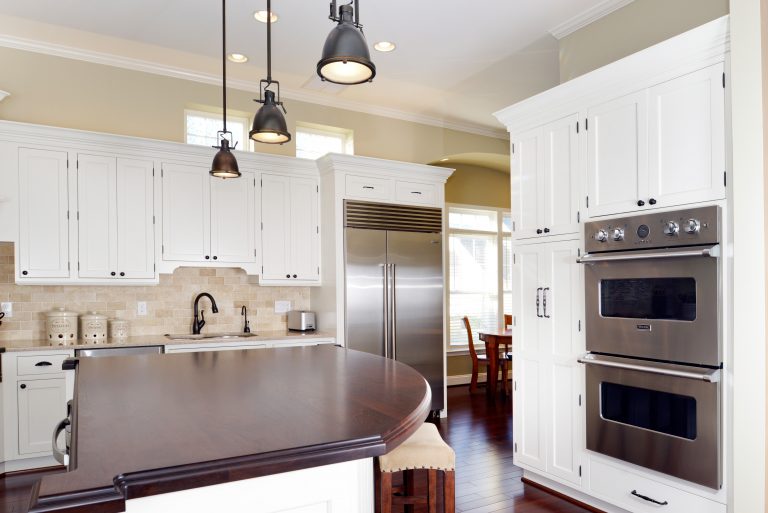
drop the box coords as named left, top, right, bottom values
left=549, top=0, right=635, bottom=40
left=0, top=90, right=8, bottom=102
left=0, top=34, right=508, bottom=140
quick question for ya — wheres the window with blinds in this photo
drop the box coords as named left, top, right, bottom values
left=447, top=206, right=511, bottom=349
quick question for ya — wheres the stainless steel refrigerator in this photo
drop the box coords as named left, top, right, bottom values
left=344, top=201, right=445, bottom=413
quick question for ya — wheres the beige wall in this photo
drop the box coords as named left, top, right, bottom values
left=0, top=243, right=309, bottom=342
left=444, top=164, right=511, bottom=209
left=559, top=0, right=729, bottom=82
left=0, top=47, right=508, bottom=165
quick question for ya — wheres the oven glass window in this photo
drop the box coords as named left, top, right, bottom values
left=601, top=382, right=697, bottom=440
left=600, top=278, right=696, bottom=320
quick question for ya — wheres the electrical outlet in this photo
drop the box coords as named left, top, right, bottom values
left=137, top=301, right=148, bottom=316
left=1, top=302, right=12, bottom=318
left=274, top=300, right=291, bottom=314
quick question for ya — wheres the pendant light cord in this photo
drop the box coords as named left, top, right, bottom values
left=266, top=0, right=272, bottom=84
left=222, top=0, right=228, bottom=135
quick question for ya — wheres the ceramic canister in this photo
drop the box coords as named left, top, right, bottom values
left=45, top=307, right=79, bottom=345
left=80, top=312, right=108, bottom=343
left=108, top=319, right=130, bottom=343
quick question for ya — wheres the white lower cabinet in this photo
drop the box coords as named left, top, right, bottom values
left=17, top=378, right=67, bottom=456
left=512, top=239, right=584, bottom=487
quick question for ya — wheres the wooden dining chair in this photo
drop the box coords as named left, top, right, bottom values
left=503, top=314, right=513, bottom=329
left=463, top=316, right=509, bottom=394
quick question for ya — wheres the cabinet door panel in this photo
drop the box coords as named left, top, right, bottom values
left=511, top=129, right=542, bottom=238
left=77, top=154, right=117, bottom=278
left=116, top=159, right=155, bottom=278
left=587, top=91, right=648, bottom=217
left=648, top=63, right=726, bottom=206
left=541, top=241, right=581, bottom=358
left=547, top=362, right=582, bottom=485
left=18, top=148, right=70, bottom=278
left=542, top=115, right=579, bottom=235
left=512, top=246, right=541, bottom=354
left=210, top=171, right=256, bottom=263
left=17, top=378, right=67, bottom=455
left=261, top=174, right=291, bottom=280
left=289, top=177, right=319, bottom=280
left=514, top=357, right=545, bottom=471
left=162, top=163, right=210, bottom=262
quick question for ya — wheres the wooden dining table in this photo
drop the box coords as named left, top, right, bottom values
left=478, top=329, right=512, bottom=397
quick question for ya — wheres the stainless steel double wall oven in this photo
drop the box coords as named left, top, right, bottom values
left=578, top=206, right=722, bottom=489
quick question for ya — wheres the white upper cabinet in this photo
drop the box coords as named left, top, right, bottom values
left=162, top=162, right=210, bottom=262
left=210, top=171, right=256, bottom=263
left=77, top=155, right=155, bottom=280
left=511, top=115, right=580, bottom=239
left=586, top=91, right=648, bottom=218
left=17, top=148, right=70, bottom=279
left=261, top=174, right=320, bottom=284
left=647, top=63, right=726, bottom=207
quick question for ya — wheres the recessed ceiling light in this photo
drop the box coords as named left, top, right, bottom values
left=227, top=53, right=249, bottom=63
left=254, top=10, right=278, bottom=23
left=374, top=41, right=396, bottom=52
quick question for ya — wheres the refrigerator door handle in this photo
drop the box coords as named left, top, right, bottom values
left=382, top=263, right=389, bottom=359
left=391, top=263, right=397, bottom=361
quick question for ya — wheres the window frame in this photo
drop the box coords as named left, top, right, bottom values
left=445, top=203, right=512, bottom=353
left=295, top=122, right=354, bottom=160
left=184, top=109, right=250, bottom=151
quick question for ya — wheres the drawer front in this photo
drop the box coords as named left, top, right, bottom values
left=17, top=354, right=71, bottom=376
left=345, top=175, right=392, bottom=200
left=395, top=181, right=437, bottom=205
left=589, top=458, right=725, bottom=513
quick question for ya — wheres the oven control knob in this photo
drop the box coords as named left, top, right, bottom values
left=684, top=218, right=701, bottom=234
left=611, top=228, right=625, bottom=241
left=663, top=221, right=680, bottom=236
left=594, top=230, right=608, bottom=242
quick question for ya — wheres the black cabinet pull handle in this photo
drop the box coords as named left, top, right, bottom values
left=631, top=490, right=668, bottom=506
left=411, top=191, right=422, bottom=195
left=536, top=229, right=543, bottom=234
left=110, top=272, right=116, bottom=276
left=119, top=272, right=125, bottom=277
left=649, top=198, right=657, bottom=205
left=20, top=384, right=26, bottom=389
left=34, top=361, right=52, bottom=367
left=543, top=228, right=550, bottom=233
left=22, top=271, right=28, bottom=276
left=637, top=200, right=645, bottom=207
left=213, top=256, right=218, bottom=260
left=362, top=186, right=375, bottom=190
left=205, top=256, right=210, bottom=260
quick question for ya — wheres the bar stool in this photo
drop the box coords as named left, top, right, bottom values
left=376, top=423, right=456, bottom=513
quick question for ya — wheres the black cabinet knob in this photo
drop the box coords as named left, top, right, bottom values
left=20, top=384, right=26, bottom=390
left=649, top=198, right=657, bottom=205
left=111, top=272, right=116, bottom=276
left=543, top=228, right=550, bottom=233
left=22, top=271, right=28, bottom=276
left=205, top=256, right=210, bottom=260
left=119, top=272, right=125, bottom=277
left=286, top=274, right=291, bottom=278
left=637, top=200, right=645, bottom=207
left=212, top=256, right=218, bottom=260
left=293, top=274, right=298, bottom=279
left=536, top=229, right=543, bottom=234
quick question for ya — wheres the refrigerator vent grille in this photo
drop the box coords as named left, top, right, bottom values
left=344, top=201, right=442, bottom=233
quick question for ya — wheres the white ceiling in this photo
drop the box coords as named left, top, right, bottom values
left=0, top=0, right=625, bottom=136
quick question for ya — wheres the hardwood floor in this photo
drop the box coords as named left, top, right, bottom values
left=0, top=386, right=591, bottom=513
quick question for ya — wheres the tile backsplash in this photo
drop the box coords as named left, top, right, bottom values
left=0, top=243, right=309, bottom=342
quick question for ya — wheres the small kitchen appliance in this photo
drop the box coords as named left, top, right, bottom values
left=287, top=311, right=316, bottom=331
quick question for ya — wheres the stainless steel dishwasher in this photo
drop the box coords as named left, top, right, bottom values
left=74, top=345, right=164, bottom=357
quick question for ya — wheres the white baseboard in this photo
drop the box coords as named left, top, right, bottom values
left=447, top=373, right=512, bottom=387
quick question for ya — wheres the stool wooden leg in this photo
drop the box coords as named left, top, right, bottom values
left=427, top=469, right=437, bottom=513
left=403, top=469, right=415, bottom=513
left=380, top=471, right=392, bottom=513
left=444, top=470, right=455, bottom=513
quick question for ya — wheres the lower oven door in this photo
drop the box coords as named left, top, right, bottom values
left=580, top=354, right=721, bottom=489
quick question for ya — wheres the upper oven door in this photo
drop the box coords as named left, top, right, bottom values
left=581, top=245, right=720, bottom=366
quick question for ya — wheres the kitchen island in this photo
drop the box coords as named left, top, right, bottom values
left=28, top=345, right=431, bottom=513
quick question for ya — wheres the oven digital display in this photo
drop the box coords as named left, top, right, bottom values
left=601, top=382, right=697, bottom=440
left=600, top=278, right=696, bottom=321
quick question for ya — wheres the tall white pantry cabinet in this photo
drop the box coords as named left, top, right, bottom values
left=496, top=17, right=729, bottom=513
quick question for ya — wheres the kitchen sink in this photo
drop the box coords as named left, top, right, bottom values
left=164, top=333, right=259, bottom=341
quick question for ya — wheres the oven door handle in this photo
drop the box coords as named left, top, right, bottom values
left=577, top=244, right=720, bottom=263
left=578, top=354, right=721, bottom=383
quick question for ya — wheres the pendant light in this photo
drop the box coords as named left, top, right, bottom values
left=249, top=0, right=291, bottom=145
left=210, top=0, right=241, bottom=178
left=317, top=0, right=376, bottom=85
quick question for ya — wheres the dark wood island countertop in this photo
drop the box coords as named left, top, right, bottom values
left=29, top=346, right=431, bottom=513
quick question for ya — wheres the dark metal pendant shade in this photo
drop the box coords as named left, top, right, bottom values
left=211, top=138, right=241, bottom=179
left=250, top=90, right=291, bottom=144
left=317, top=3, right=375, bottom=85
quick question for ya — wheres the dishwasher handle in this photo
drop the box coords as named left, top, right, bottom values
left=52, top=417, right=70, bottom=466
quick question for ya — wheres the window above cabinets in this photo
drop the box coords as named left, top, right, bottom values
left=295, top=123, right=354, bottom=160
left=185, top=109, right=249, bottom=151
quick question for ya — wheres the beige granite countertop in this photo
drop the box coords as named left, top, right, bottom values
left=0, top=330, right=336, bottom=353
